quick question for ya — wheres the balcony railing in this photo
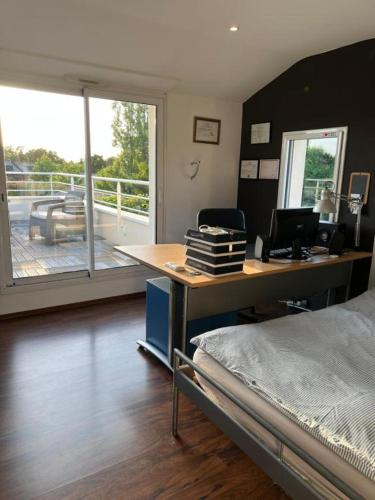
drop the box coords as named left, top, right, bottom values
left=302, top=178, right=333, bottom=206
left=5, top=171, right=150, bottom=218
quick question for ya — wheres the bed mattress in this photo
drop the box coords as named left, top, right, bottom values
left=193, top=348, right=375, bottom=499
left=191, top=289, right=375, bottom=499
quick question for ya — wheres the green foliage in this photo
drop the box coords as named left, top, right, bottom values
left=99, top=194, right=149, bottom=214
left=304, top=146, right=335, bottom=179
left=94, top=102, right=150, bottom=213
left=5, top=146, right=64, bottom=165
left=91, top=154, right=115, bottom=173
left=5, top=146, right=27, bottom=163
left=301, top=146, right=335, bottom=207
left=111, top=101, right=149, bottom=180
left=34, top=155, right=60, bottom=173
left=96, top=163, right=123, bottom=181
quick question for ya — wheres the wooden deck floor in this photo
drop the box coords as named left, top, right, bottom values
left=10, top=222, right=135, bottom=278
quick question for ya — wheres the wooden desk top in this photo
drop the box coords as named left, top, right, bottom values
left=116, top=244, right=372, bottom=288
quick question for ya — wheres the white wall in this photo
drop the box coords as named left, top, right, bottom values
left=164, top=93, right=242, bottom=242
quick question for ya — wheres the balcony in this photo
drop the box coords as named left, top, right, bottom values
left=302, top=178, right=333, bottom=206
left=6, top=171, right=152, bottom=278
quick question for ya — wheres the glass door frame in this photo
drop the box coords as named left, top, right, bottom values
left=277, top=126, right=348, bottom=222
left=0, top=120, right=14, bottom=288
left=0, top=83, right=164, bottom=288
left=83, top=87, right=164, bottom=279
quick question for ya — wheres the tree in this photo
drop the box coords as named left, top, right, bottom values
left=111, top=102, right=149, bottom=180
left=5, top=146, right=64, bottom=165
left=5, top=146, right=27, bottom=163
left=32, top=155, right=84, bottom=190
left=304, top=146, right=335, bottom=179
left=25, top=148, right=64, bottom=165
left=302, top=146, right=335, bottom=208
left=91, top=154, right=107, bottom=173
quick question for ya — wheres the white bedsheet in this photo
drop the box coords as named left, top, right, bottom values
left=191, top=289, right=375, bottom=482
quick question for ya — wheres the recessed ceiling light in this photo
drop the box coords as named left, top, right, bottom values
left=229, top=25, right=239, bottom=32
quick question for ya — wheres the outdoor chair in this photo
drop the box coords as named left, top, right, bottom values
left=29, top=190, right=86, bottom=245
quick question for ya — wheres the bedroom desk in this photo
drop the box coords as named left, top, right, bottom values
left=115, top=244, right=372, bottom=369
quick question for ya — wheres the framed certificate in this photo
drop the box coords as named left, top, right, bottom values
left=251, top=122, right=271, bottom=144
left=259, top=159, right=280, bottom=180
left=193, top=117, right=221, bottom=145
left=240, top=160, right=258, bottom=179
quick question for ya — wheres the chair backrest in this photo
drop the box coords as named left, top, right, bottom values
left=197, top=208, right=246, bottom=231
left=63, top=190, right=85, bottom=215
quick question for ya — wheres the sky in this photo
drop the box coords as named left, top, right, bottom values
left=0, top=86, right=121, bottom=161
left=308, top=137, right=337, bottom=156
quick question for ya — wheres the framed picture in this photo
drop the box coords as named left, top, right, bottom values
left=259, top=159, right=279, bottom=180
left=251, top=122, right=271, bottom=144
left=348, top=172, right=371, bottom=204
left=193, top=116, right=221, bottom=145
left=240, top=160, right=258, bottom=179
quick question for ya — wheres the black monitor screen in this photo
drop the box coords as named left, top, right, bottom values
left=269, top=208, right=319, bottom=250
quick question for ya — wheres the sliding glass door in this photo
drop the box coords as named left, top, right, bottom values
left=0, top=85, right=158, bottom=285
left=88, top=96, right=156, bottom=270
left=0, top=86, right=88, bottom=280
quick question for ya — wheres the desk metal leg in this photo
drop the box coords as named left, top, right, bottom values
left=172, top=350, right=180, bottom=436
left=168, top=280, right=188, bottom=367
left=172, top=381, right=179, bottom=436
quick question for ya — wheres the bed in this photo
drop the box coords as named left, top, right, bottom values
left=172, top=289, right=375, bottom=499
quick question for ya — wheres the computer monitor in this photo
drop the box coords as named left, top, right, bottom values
left=269, top=208, right=320, bottom=260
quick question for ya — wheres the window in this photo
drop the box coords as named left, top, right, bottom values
left=0, top=87, right=88, bottom=280
left=0, top=85, right=161, bottom=285
left=278, top=127, right=348, bottom=221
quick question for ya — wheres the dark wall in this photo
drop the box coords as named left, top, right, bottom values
left=238, top=38, right=375, bottom=253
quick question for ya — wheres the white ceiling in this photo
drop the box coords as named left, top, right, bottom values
left=1, top=0, right=375, bottom=101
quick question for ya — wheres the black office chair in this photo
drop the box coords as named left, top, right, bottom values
left=197, top=208, right=246, bottom=231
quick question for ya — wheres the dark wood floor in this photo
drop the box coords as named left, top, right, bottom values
left=0, top=296, right=288, bottom=499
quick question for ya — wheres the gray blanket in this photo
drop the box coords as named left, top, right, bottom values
left=191, top=289, right=375, bottom=481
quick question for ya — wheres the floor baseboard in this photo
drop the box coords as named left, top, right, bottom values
left=0, top=291, right=146, bottom=321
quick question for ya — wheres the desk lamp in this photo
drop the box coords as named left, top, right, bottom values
left=313, top=186, right=364, bottom=248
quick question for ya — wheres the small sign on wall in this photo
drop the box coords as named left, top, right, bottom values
left=240, top=160, right=258, bottom=179
left=251, top=122, right=271, bottom=144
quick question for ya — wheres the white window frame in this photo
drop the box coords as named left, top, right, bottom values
left=0, top=78, right=165, bottom=289
left=277, top=126, right=348, bottom=222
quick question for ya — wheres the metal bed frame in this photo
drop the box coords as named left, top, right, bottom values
left=172, top=349, right=363, bottom=500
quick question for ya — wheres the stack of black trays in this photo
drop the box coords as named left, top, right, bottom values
left=184, top=227, right=247, bottom=277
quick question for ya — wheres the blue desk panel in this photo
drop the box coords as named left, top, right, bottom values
left=146, top=277, right=237, bottom=358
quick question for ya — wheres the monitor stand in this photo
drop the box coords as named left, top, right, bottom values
left=269, top=239, right=311, bottom=263
left=269, top=240, right=311, bottom=262
left=288, top=239, right=311, bottom=261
